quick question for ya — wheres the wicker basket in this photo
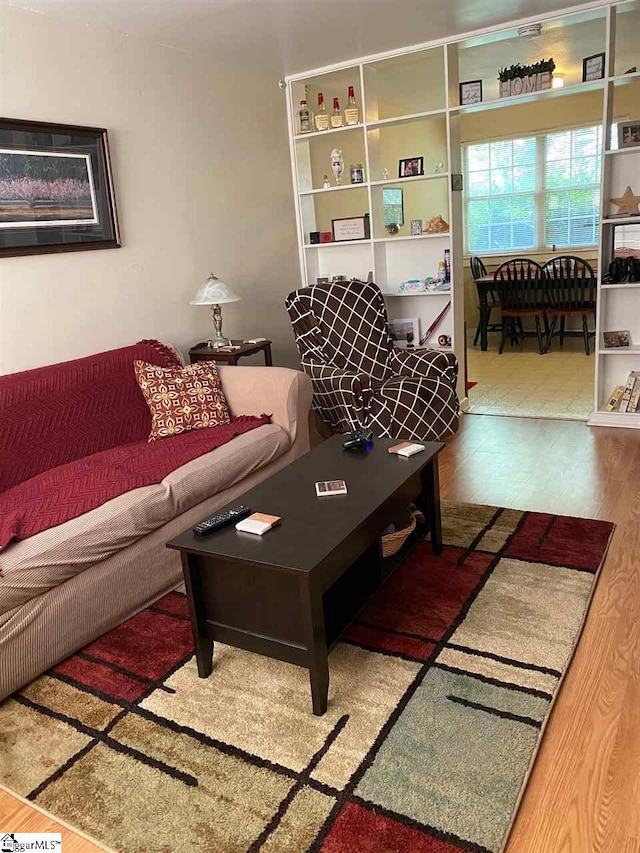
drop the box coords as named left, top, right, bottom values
left=381, top=511, right=418, bottom=558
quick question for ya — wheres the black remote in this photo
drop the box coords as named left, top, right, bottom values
left=192, top=505, right=252, bottom=536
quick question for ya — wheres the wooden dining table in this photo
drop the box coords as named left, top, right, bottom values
left=473, top=268, right=598, bottom=352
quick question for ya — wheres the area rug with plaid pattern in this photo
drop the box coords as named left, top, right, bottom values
left=0, top=502, right=613, bottom=853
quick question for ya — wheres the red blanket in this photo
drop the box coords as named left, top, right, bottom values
left=0, top=415, right=269, bottom=551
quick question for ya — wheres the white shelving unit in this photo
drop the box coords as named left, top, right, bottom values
left=588, top=0, right=640, bottom=428
left=285, top=0, right=640, bottom=422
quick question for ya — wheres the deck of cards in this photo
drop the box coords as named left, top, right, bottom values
left=388, top=442, right=426, bottom=458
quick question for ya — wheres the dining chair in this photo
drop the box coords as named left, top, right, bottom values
left=542, top=256, right=597, bottom=355
left=493, top=258, right=547, bottom=354
left=470, top=255, right=501, bottom=346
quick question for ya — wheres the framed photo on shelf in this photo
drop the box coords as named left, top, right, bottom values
left=618, top=121, right=640, bottom=149
left=388, top=317, right=420, bottom=348
left=0, top=117, right=120, bottom=258
left=459, top=80, right=483, bottom=106
left=582, top=52, right=605, bottom=82
left=603, top=330, right=631, bottom=348
left=332, top=215, right=370, bottom=242
left=398, top=156, right=424, bottom=178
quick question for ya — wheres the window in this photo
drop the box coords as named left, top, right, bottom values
left=464, top=125, right=603, bottom=254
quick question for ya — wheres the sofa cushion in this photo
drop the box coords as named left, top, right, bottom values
left=0, top=415, right=270, bottom=551
left=134, top=360, right=230, bottom=441
left=0, top=423, right=289, bottom=615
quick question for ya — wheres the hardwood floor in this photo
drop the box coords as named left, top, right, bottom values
left=1, top=412, right=639, bottom=852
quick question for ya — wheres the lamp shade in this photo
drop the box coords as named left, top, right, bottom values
left=190, top=274, right=240, bottom=306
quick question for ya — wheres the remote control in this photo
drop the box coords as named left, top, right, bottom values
left=192, top=505, right=252, bottom=536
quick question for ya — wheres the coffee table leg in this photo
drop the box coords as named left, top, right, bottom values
left=301, top=577, right=329, bottom=715
left=181, top=553, right=214, bottom=677
left=418, top=459, right=442, bottom=555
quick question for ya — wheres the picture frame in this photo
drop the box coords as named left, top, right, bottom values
left=0, top=117, right=120, bottom=257
left=459, top=80, right=483, bottom=106
left=382, top=187, right=404, bottom=228
left=618, top=121, right=640, bottom=149
left=603, top=330, right=631, bottom=348
left=332, top=215, right=370, bottom=242
left=388, top=317, right=420, bottom=348
left=410, top=219, right=423, bottom=236
left=582, top=52, right=605, bottom=82
left=398, top=156, right=424, bottom=179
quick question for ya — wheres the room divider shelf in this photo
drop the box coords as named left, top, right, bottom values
left=288, top=0, right=638, bottom=420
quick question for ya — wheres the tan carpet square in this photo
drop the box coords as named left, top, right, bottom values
left=442, top=502, right=523, bottom=551
left=20, top=676, right=120, bottom=731
left=141, top=642, right=419, bottom=790
left=260, top=786, right=335, bottom=853
left=436, top=647, right=559, bottom=695
left=0, top=700, right=90, bottom=796
left=450, top=557, right=594, bottom=671
left=36, top=739, right=293, bottom=853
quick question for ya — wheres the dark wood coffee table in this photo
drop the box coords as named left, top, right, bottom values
left=167, top=435, right=443, bottom=715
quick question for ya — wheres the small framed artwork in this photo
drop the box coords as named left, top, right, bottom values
left=410, top=219, right=423, bottom=236
left=388, top=317, right=420, bottom=348
left=582, top=52, right=605, bottom=82
left=618, top=121, right=640, bottom=149
left=459, top=80, right=483, bottom=106
left=398, top=156, right=424, bottom=178
left=0, top=117, right=120, bottom=258
left=332, top=215, right=370, bottom=242
left=603, top=330, right=631, bottom=348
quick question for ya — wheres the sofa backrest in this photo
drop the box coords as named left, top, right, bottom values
left=0, top=340, right=181, bottom=493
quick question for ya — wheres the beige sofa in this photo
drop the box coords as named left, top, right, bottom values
left=0, top=359, right=312, bottom=700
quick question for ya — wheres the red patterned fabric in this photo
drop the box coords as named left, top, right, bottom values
left=134, top=360, right=230, bottom=441
left=0, top=340, right=181, bottom=494
left=0, top=414, right=270, bottom=550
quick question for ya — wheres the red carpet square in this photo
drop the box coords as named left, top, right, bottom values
left=344, top=621, right=436, bottom=661
left=81, top=607, right=193, bottom=681
left=321, top=802, right=462, bottom=853
left=54, top=655, right=148, bottom=703
left=354, top=543, right=493, bottom=641
left=504, top=513, right=613, bottom=572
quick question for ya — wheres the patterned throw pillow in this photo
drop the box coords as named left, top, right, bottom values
left=134, top=360, right=231, bottom=441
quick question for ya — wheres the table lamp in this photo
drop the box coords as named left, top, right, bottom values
left=190, top=274, right=241, bottom=348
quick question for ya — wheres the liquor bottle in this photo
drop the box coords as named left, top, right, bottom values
left=344, top=86, right=360, bottom=125
left=298, top=99, right=312, bottom=134
left=444, top=248, right=451, bottom=283
left=330, top=98, right=343, bottom=128
left=315, top=93, right=329, bottom=131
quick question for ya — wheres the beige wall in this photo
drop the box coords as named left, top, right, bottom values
left=0, top=6, right=301, bottom=374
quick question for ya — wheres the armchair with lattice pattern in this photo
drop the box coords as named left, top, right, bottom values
left=285, top=279, right=459, bottom=441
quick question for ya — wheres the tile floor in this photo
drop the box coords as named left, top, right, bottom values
left=466, top=334, right=595, bottom=421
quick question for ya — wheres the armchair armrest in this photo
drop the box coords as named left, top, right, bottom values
left=301, top=360, right=372, bottom=431
left=217, top=365, right=312, bottom=450
left=390, top=347, right=458, bottom=385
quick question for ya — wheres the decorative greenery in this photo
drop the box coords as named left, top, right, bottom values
left=498, top=58, right=556, bottom=82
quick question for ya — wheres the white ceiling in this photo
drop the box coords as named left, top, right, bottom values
left=1, top=0, right=595, bottom=75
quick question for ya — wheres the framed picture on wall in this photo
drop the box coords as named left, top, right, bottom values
left=459, top=80, right=483, bottom=105
left=618, top=121, right=640, bottom=149
left=0, top=117, right=120, bottom=257
left=582, top=52, right=605, bottom=82
left=398, top=156, right=424, bottom=178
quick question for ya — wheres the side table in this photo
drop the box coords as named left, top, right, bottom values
left=189, top=339, right=272, bottom=367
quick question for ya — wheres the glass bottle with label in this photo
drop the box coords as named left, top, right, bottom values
left=315, top=93, right=329, bottom=131
left=298, top=99, right=312, bottom=134
left=344, top=86, right=360, bottom=125
left=330, top=98, right=343, bottom=129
